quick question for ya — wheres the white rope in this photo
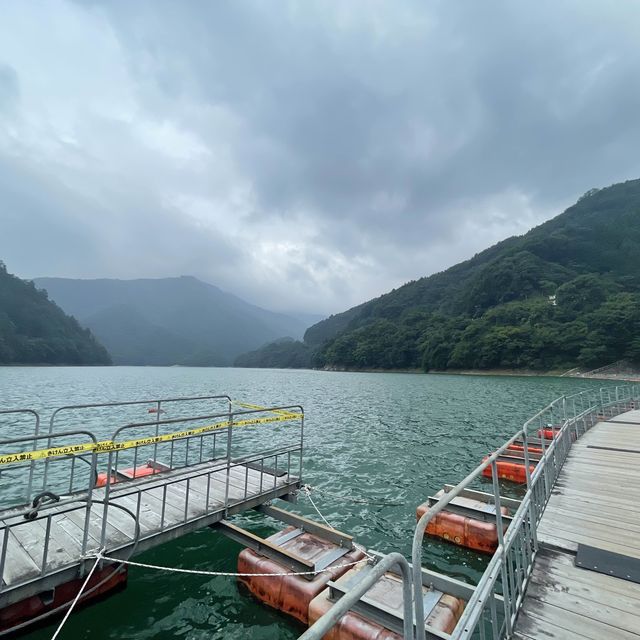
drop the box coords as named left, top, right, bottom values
left=89, top=488, right=379, bottom=581
left=300, top=485, right=376, bottom=562
left=302, top=485, right=336, bottom=530
left=309, top=485, right=404, bottom=507
left=50, top=549, right=104, bottom=640
left=98, top=554, right=368, bottom=577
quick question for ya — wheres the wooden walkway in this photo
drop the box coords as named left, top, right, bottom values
left=1, top=459, right=299, bottom=606
left=513, top=409, right=640, bottom=639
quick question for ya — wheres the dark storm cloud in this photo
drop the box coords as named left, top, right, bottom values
left=1, top=1, right=639, bottom=313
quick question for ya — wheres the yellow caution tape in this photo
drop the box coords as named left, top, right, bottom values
left=0, top=410, right=301, bottom=466
left=233, top=401, right=298, bottom=418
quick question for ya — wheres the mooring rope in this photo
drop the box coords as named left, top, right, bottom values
left=301, top=484, right=337, bottom=530
left=299, top=485, right=376, bottom=563
left=97, top=554, right=369, bottom=577
left=50, top=549, right=104, bottom=640
left=303, top=484, right=404, bottom=507
left=92, top=487, right=377, bottom=578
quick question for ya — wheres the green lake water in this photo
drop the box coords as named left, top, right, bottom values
left=0, top=367, right=616, bottom=639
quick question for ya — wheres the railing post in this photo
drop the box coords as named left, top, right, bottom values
left=100, top=450, right=114, bottom=549
left=26, top=412, right=40, bottom=505
left=299, top=412, right=304, bottom=484
left=82, top=450, right=97, bottom=556
left=521, top=431, right=538, bottom=551
left=299, top=552, right=413, bottom=640
left=223, top=412, right=233, bottom=515
left=153, top=400, right=162, bottom=463
left=491, top=460, right=512, bottom=636
left=538, top=423, right=550, bottom=501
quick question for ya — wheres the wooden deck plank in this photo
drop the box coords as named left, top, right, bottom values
left=0, top=531, right=41, bottom=586
left=0, top=459, right=298, bottom=603
left=514, top=407, right=640, bottom=639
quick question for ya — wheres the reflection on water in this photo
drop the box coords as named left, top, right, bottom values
left=0, top=366, right=615, bottom=639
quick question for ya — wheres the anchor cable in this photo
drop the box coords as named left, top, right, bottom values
left=303, top=484, right=405, bottom=507
left=0, top=499, right=141, bottom=638
left=50, top=549, right=104, bottom=640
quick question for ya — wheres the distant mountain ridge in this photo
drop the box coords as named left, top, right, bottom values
left=0, top=262, right=110, bottom=365
left=236, top=178, right=640, bottom=371
left=34, top=276, right=310, bottom=366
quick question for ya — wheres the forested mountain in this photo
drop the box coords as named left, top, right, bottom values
left=34, top=276, right=310, bottom=366
left=236, top=179, right=640, bottom=371
left=0, top=262, right=111, bottom=365
left=235, top=337, right=313, bottom=368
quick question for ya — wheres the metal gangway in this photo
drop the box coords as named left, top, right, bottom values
left=300, top=383, right=640, bottom=640
left=0, top=395, right=304, bottom=612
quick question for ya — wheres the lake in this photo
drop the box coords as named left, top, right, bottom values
left=0, top=366, right=615, bottom=639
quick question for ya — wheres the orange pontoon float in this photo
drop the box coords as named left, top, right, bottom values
left=308, top=560, right=465, bottom=639
left=95, top=460, right=169, bottom=487
left=237, top=526, right=365, bottom=624
left=417, top=488, right=511, bottom=553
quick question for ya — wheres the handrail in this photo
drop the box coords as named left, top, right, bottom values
left=413, top=382, right=639, bottom=639
left=49, top=394, right=233, bottom=432
left=298, top=552, right=413, bottom=640
left=0, top=397, right=306, bottom=596
left=110, top=405, right=303, bottom=440
left=0, top=409, right=41, bottom=502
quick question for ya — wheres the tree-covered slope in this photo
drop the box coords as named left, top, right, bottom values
left=239, top=179, right=640, bottom=371
left=0, top=262, right=111, bottom=365
left=234, top=337, right=313, bottom=368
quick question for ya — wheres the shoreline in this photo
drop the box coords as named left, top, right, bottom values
left=320, top=365, right=640, bottom=381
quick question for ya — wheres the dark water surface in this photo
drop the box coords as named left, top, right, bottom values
left=0, top=367, right=614, bottom=639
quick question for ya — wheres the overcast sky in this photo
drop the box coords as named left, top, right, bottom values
left=1, top=1, right=639, bottom=315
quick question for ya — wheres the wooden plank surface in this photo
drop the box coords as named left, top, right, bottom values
left=515, top=408, right=640, bottom=638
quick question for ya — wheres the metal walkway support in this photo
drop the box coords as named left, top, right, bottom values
left=0, top=396, right=304, bottom=612
left=301, top=383, right=639, bottom=640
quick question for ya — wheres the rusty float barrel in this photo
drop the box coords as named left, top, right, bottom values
left=308, top=561, right=465, bottom=639
left=416, top=489, right=509, bottom=554
left=238, top=526, right=365, bottom=624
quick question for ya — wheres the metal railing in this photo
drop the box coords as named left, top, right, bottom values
left=419, top=382, right=638, bottom=640
left=0, top=397, right=304, bottom=597
left=304, top=382, right=639, bottom=639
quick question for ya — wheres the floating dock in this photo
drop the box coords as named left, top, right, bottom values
left=0, top=396, right=303, bottom=632
left=2, top=386, right=639, bottom=639
left=513, top=408, right=640, bottom=639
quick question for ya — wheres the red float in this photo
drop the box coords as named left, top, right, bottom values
left=96, top=462, right=166, bottom=487
left=481, top=456, right=535, bottom=484
left=237, top=527, right=365, bottom=624
left=308, top=563, right=465, bottom=639
left=0, top=566, right=127, bottom=634
left=417, top=495, right=509, bottom=554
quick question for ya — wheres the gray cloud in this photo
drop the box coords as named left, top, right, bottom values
left=1, top=1, right=639, bottom=314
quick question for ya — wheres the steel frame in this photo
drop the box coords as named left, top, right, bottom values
left=302, top=382, right=640, bottom=640
left=0, top=396, right=304, bottom=608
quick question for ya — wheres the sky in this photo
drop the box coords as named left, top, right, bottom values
left=1, top=1, right=639, bottom=316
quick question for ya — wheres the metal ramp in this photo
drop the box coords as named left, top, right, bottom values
left=0, top=395, right=303, bottom=611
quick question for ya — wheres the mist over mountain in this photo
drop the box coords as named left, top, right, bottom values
left=236, top=179, right=640, bottom=371
left=0, top=262, right=110, bottom=365
left=34, top=276, right=311, bottom=366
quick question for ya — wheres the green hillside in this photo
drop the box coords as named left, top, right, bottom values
left=0, top=262, right=111, bottom=365
left=238, top=179, right=640, bottom=371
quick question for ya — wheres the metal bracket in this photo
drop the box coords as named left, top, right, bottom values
left=214, top=520, right=315, bottom=576
left=442, top=484, right=522, bottom=511
left=576, top=544, right=640, bottom=584
left=255, top=503, right=354, bottom=550
left=427, top=495, right=513, bottom=524
left=327, top=566, right=450, bottom=639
